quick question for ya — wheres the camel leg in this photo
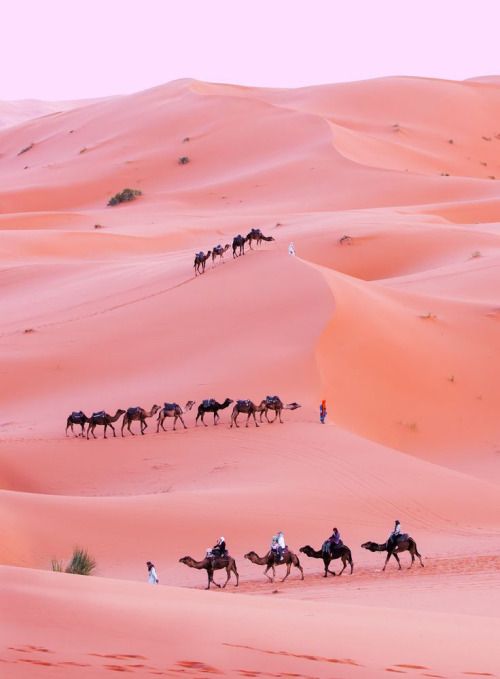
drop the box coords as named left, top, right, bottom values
left=156, top=415, right=162, bottom=433
left=394, top=552, right=402, bottom=570
left=222, top=567, right=231, bottom=588
left=263, top=565, right=274, bottom=582
left=231, top=412, right=238, bottom=428
left=213, top=411, right=219, bottom=425
left=382, top=552, right=392, bottom=571
left=126, top=418, right=135, bottom=436
left=278, top=409, right=284, bottom=423
left=233, top=564, right=239, bottom=587
left=141, top=419, right=147, bottom=435
left=121, top=419, right=126, bottom=437
left=250, top=412, right=258, bottom=428
left=281, top=563, right=291, bottom=582
left=179, top=415, right=187, bottom=430
left=323, top=557, right=330, bottom=577
left=65, top=422, right=71, bottom=436
left=265, top=409, right=272, bottom=424
left=109, top=423, right=117, bottom=438
left=338, top=558, right=347, bottom=576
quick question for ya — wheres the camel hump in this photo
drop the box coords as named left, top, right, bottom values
left=127, top=407, right=140, bottom=416
left=93, top=410, right=105, bottom=418
left=202, top=398, right=215, bottom=408
left=265, top=395, right=280, bottom=405
left=237, top=399, right=250, bottom=407
left=163, top=402, right=177, bottom=410
left=71, top=410, right=84, bottom=418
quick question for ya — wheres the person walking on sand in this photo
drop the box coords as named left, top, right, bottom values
left=146, top=561, right=159, bottom=584
left=288, top=242, right=296, bottom=256
left=319, top=399, right=327, bottom=424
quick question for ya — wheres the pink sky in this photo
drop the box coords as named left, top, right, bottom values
left=3, top=0, right=500, bottom=100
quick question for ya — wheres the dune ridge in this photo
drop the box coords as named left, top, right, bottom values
left=1, top=75, right=499, bottom=678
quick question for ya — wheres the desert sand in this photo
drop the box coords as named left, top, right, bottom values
left=1, top=76, right=499, bottom=678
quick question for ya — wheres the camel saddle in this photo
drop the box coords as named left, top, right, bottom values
left=92, top=411, right=106, bottom=418
left=71, top=411, right=85, bottom=419
left=163, top=402, right=178, bottom=411
left=265, top=395, right=280, bottom=405
left=237, top=399, right=251, bottom=408
left=126, top=407, right=140, bottom=416
left=202, top=399, right=215, bottom=408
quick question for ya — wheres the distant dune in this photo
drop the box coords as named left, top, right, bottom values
left=1, top=76, right=499, bottom=679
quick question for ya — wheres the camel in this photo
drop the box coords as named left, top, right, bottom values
left=156, top=400, right=196, bottom=432
left=66, top=411, right=90, bottom=437
left=299, top=544, right=354, bottom=577
left=179, top=555, right=239, bottom=590
left=361, top=538, right=424, bottom=571
left=211, top=244, right=230, bottom=266
left=195, top=398, right=233, bottom=426
left=230, top=399, right=265, bottom=428
left=86, top=409, right=126, bottom=439
left=194, top=251, right=212, bottom=275
left=244, top=549, right=304, bottom=582
left=246, top=228, right=275, bottom=249
left=121, top=405, right=160, bottom=436
left=258, top=396, right=301, bottom=423
left=232, top=234, right=247, bottom=258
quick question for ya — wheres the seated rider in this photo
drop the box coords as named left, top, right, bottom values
left=388, top=520, right=402, bottom=549
left=210, top=537, right=227, bottom=559
left=271, top=530, right=286, bottom=561
left=323, top=527, right=343, bottom=553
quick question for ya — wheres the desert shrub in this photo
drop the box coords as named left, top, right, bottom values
left=52, top=548, right=96, bottom=576
left=107, top=188, right=142, bottom=206
left=178, top=156, right=190, bottom=165
left=65, top=548, right=96, bottom=575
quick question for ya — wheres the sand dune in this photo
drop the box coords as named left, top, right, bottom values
left=1, top=76, right=500, bottom=678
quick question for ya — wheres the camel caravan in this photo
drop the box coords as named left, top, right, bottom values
left=194, top=228, right=275, bottom=275
left=65, top=396, right=301, bottom=439
left=178, top=524, right=423, bottom=589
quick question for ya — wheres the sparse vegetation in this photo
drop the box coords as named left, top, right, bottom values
left=392, top=123, right=400, bottom=131
left=24, top=328, right=35, bottom=334
left=79, top=147, right=87, bottom=154
left=178, top=156, right=190, bottom=165
left=182, top=137, right=190, bottom=143
left=482, top=136, right=492, bottom=141
left=18, top=143, right=34, bottom=156
left=94, top=224, right=103, bottom=229
left=480, top=161, right=487, bottom=167
left=52, top=547, right=96, bottom=576
left=448, top=139, right=454, bottom=144
left=447, top=375, right=455, bottom=383
left=489, top=175, right=496, bottom=180
left=471, top=251, right=481, bottom=258
left=419, top=312, right=437, bottom=320
left=440, top=172, right=450, bottom=176
left=107, top=188, right=142, bottom=206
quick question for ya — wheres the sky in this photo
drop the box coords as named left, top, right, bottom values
left=2, top=0, right=500, bottom=100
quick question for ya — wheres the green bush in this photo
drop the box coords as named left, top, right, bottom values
left=51, top=547, right=96, bottom=576
left=107, top=188, right=142, bottom=206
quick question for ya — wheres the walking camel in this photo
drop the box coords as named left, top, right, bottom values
left=196, top=398, right=233, bottom=426
left=194, top=251, right=212, bottom=275
left=230, top=399, right=265, bottom=428
left=246, top=228, right=275, bottom=249
left=232, top=235, right=247, bottom=258
left=87, top=409, right=126, bottom=439
left=66, top=411, right=90, bottom=437
left=157, top=401, right=196, bottom=432
left=299, top=544, right=354, bottom=577
left=121, top=405, right=160, bottom=436
left=259, top=396, right=301, bottom=423
left=212, top=244, right=230, bottom=266
left=244, top=550, right=304, bottom=582
left=361, top=538, right=424, bottom=571
left=179, top=555, right=239, bottom=590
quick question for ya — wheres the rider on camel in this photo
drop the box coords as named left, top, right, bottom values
left=271, top=531, right=286, bottom=561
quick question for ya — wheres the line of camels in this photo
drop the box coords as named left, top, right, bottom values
left=66, top=396, right=301, bottom=439
left=194, top=228, right=275, bottom=275
left=179, top=537, right=424, bottom=589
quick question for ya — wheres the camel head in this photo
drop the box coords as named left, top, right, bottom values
left=185, top=400, right=196, bottom=411
left=222, top=398, right=234, bottom=408
left=151, top=404, right=160, bottom=414
left=299, top=545, right=314, bottom=556
left=223, top=243, right=230, bottom=251
left=179, top=556, right=194, bottom=566
left=244, top=551, right=258, bottom=561
left=361, top=541, right=382, bottom=552
left=115, top=409, right=126, bottom=417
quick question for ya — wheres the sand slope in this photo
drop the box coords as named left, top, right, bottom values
left=1, top=76, right=500, bottom=678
